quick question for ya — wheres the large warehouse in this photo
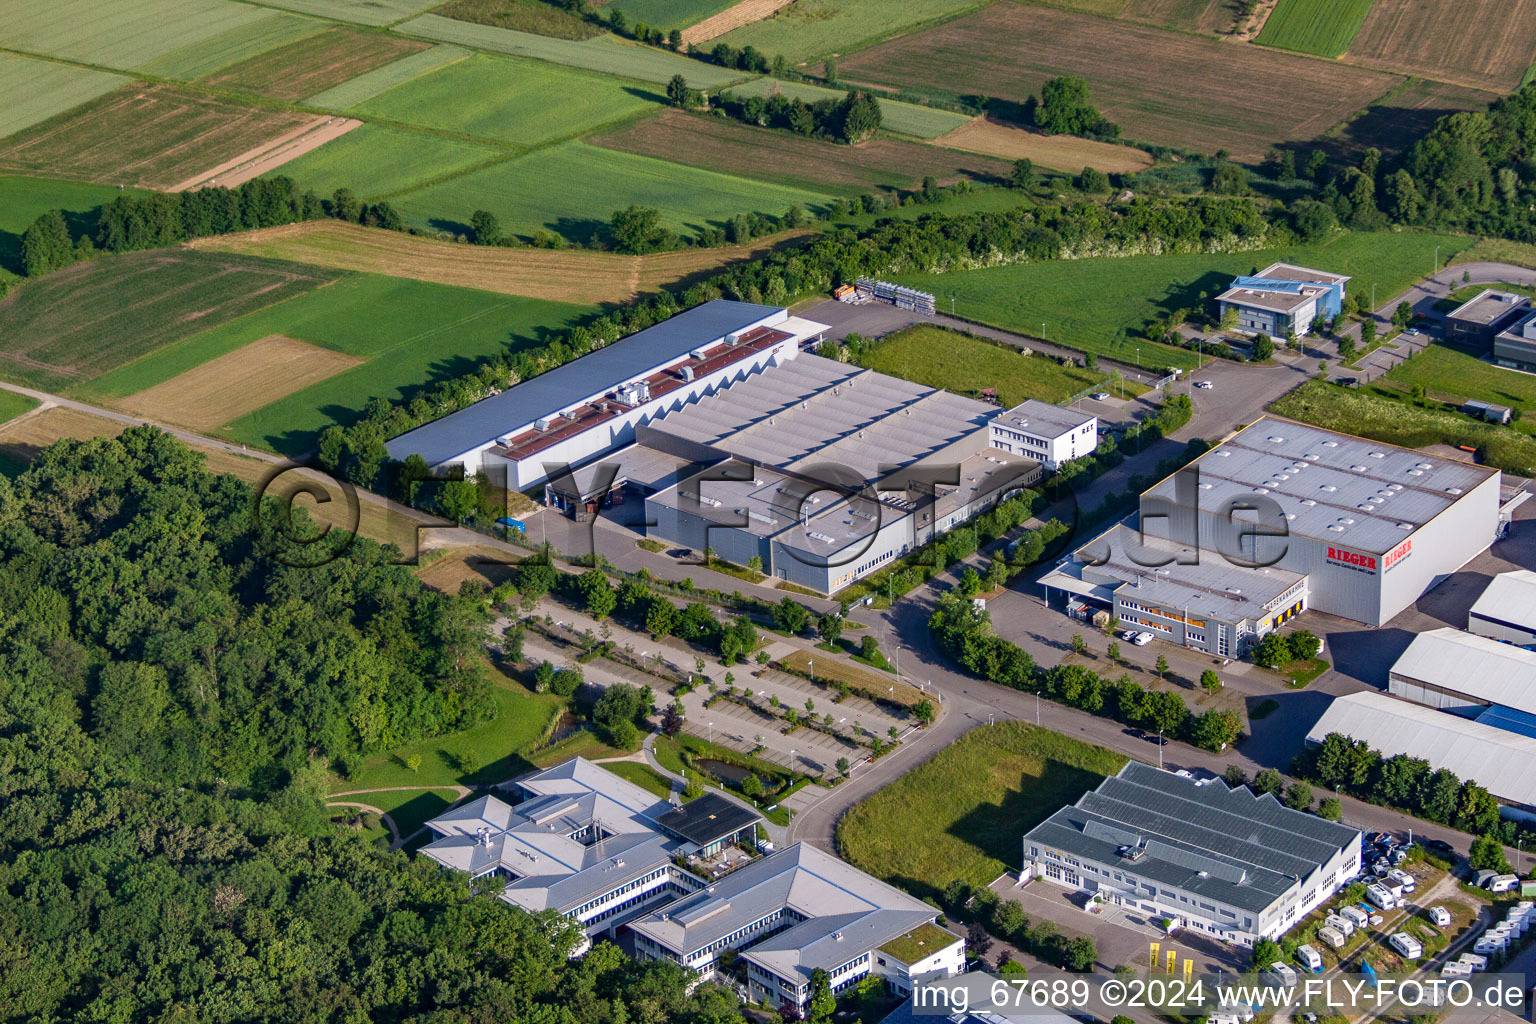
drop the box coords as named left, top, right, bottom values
left=1306, top=692, right=1536, bottom=815
left=1468, top=569, right=1536, bottom=647
left=1021, top=762, right=1362, bottom=946
left=1134, top=418, right=1501, bottom=626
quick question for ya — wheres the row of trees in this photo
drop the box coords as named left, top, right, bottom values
left=710, top=86, right=884, bottom=144
left=939, top=879, right=1098, bottom=971
left=929, top=591, right=1245, bottom=751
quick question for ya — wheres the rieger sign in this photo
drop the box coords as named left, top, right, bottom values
left=1384, top=538, right=1413, bottom=572
left=1327, top=546, right=1378, bottom=575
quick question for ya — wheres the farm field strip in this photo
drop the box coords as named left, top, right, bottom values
left=396, top=13, right=744, bottom=87
left=350, top=52, right=656, bottom=149
left=137, top=13, right=325, bottom=80
left=711, top=0, right=990, bottom=62
left=930, top=116, right=1152, bottom=173
left=589, top=108, right=1013, bottom=195
left=0, top=0, right=272, bottom=71
left=724, top=77, right=971, bottom=139
left=169, top=116, right=364, bottom=191
left=202, top=26, right=431, bottom=101
left=187, top=220, right=814, bottom=304
left=0, top=176, right=145, bottom=276
left=597, top=0, right=741, bottom=30
left=390, top=139, right=836, bottom=244
left=837, top=1, right=1405, bottom=160
left=265, top=122, right=506, bottom=202
left=1328, top=77, right=1501, bottom=162
left=432, top=0, right=604, bottom=41
left=0, top=84, right=320, bottom=191
left=1121, top=0, right=1238, bottom=33
left=0, top=54, right=127, bottom=142
left=305, top=44, right=472, bottom=108
left=237, top=0, right=444, bottom=27
left=1341, top=0, right=1536, bottom=93
left=1254, top=0, right=1374, bottom=57
left=681, top=0, right=795, bottom=44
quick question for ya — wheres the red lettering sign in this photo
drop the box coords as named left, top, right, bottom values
left=1384, top=539, right=1412, bottom=571
left=1327, top=546, right=1377, bottom=571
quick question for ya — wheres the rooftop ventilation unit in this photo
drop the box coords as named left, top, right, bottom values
left=1370, top=451, right=1385, bottom=459
left=1328, top=524, right=1345, bottom=532
left=1301, top=499, right=1317, bottom=506
left=1408, top=469, right=1424, bottom=476
left=535, top=417, right=554, bottom=431
left=1350, top=464, right=1366, bottom=472
left=1446, top=486, right=1463, bottom=495
left=807, top=531, right=835, bottom=543
left=689, top=347, right=709, bottom=360
left=1323, top=440, right=1340, bottom=447
left=748, top=510, right=777, bottom=525
left=1225, top=587, right=1242, bottom=594
left=1320, top=484, right=1337, bottom=492
left=1253, top=487, right=1269, bottom=494
left=1304, top=453, right=1320, bottom=461
left=1214, top=450, right=1231, bottom=457
left=1268, top=435, right=1285, bottom=443
left=1397, top=522, right=1413, bottom=530
left=680, top=366, right=695, bottom=382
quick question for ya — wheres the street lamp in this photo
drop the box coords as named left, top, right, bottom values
left=1036, top=692, right=1040, bottom=726
left=1158, top=729, right=1164, bottom=770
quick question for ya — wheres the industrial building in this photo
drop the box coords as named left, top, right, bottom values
left=1215, top=263, right=1349, bottom=337
left=1388, top=627, right=1536, bottom=743
left=419, top=757, right=760, bottom=946
left=1306, top=692, right=1536, bottom=816
left=1021, top=762, right=1362, bottom=946
left=1445, top=289, right=1530, bottom=346
left=628, top=842, right=964, bottom=1012
left=1469, top=570, right=1536, bottom=647
left=384, top=300, right=829, bottom=486
left=988, top=399, right=1099, bottom=469
left=1132, top=417, right=1501, bottom=626
left=1494, top=308, right=1536, bottom=373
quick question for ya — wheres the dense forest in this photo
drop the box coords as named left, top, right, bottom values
left=0, top=429, right=748, bottom=1023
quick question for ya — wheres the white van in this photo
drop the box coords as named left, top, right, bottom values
left=1340, top=906, right=1369, bottom=929
left=1296, top=944, right=1323, bottom=972
left=1389, top=932, right=1423, bottom=959
left=1367, top=884, right=1397, bottom=910
left=1318, top=926, right=1345, bottom=949
left=1429, top=906, right=1451, bottom=927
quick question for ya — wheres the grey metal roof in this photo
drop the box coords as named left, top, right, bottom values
left=1306, top=691, right=1536, bottom=809
left=993, top=399, right=1096, bottom=441
left=1024, top=762, right=1359, bottom=915
left=1470, top=570, right=1536, bottom=632
left=1143, top=417, right=1498, bottom=555
left=386, top=300, right=784, bottom=465
left=1390, top=627, right=1536, bottom=716
left=1447, top=289, right=1529, bottom=327
left=743, top=908, right=942, bottom=981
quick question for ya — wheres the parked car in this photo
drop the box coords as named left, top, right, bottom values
left=1194, top=380, right=1214, bottom=389
left=1421, top=838, right=1456, bottom=858
left=1131, top=631, right=1155, bottom=646
left=1091, top=392, right=1111, bottom=401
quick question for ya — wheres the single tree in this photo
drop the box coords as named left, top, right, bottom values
left=470, top=209, right=501, bottom=246
left=1010, top=157, right=1035, bottom=190
left=1154, top=654, right=1169, bottom=679
left=836, top=756, right=850, bottom=775
left=1283, top=781, right=1313, bottom=811
left=1071, top=633, right=1087, bottom=656
left=1253, top=767, right=1284, bottom=796
left=1223, top=764, right=1248, bottom=788
left=1200, top=669, right=1221, bottom=693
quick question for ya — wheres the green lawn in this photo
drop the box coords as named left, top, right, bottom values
left=269, top=123, right=505, bottom=201
left=602, top=761, right=681, bottom=800
left=139, top=13, right=324, bottom=79
left=0, top=175, right=142, bottom=276
left=352, top=52, right=657, bottom=148
left=0, top=391, right=40, bottom=425
left=392, top=140, right=835, bottom=243
left=0, top=54, right=127, bottom=141
left=835, top=722, right=1126, bottom=896
left=853, top=324, right=1111, bottom=405
left=0, top=0, right=271, bottom=70
left=80, top=273, right=593, bottom=455
left=1383, top=343, right=1536, bottom=416
left=306, top=44, right=472, bottom=108
left=712, top=0, right=988, bottom=62
left=1436, top=281, right=1536, bottom=312
left=344, top=787, right=458, bottom=841
left=892, top=231, right=1472, bottom=372
left=241, top=0, right=443, bottom=27
left=725, top=77, right=972, bottom=139
left=597, top=0, right=738, bottom=29
left=1255, top=0, right=1374, bottom=58
left=397, top=13, right=744, bottom=87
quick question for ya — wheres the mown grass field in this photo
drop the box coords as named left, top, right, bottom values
left=893, top=231, right=1471, bottom=371
left=353, top=52, right=655, bottom=147
left=137, top=13, right=325, bottom=80
left=1122, top=0, right=1238, bottom=33
left=436, top=0, right=606, bottom=38
left=246, top=0, right=444, bottom=27
left=590, top=109, right=1012, bottom=195
left=272, top=122, right=503, bottom=199
left=0, top=55, right=127, bottom=141
left=724, top=77, right=972, bottom=140
left=602, top=0, right=741, bottom=30
left=306, top=44, right=470, bottom=107
left=398, top=13, right=744, bottom=86
left=602, top=761, right=681, bottom=800
left=854, top=325, right=1111, bottom=405
left=0, top=251, right=342, bottom=392
left=203, top=26, right=430, bottom=101
left=836, top=2, right=1403, bottom=161
left=393, top=139, right=834, bottom=242
left=1255, top=0, right=1374, bottom=57
left=1452, top=238, right=1536, bottom=271
left=0, top=84, right=317, bottom=190
left=81, top=273, right=592, bottom=455
left=836, top=723, right=1126, bottom=895
left=1382, top=344, right=1536, bottom=420
left=0, top=177, right=139, bottom=275
left=0, top=0, right=271, bottom=70
left=712, top=0, right=987, bottom=62
left=0, top=391, right=39, bottom=427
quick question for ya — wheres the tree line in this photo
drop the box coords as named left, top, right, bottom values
left=0, top=429, right=752, bottom=1023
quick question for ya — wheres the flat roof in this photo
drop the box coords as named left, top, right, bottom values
left=1470, top=570, right=1536, bottom=632
left=1216, top=263, right=1348, bottom=315
left=1390, top=627, right=1536, bottom=716
left=656, top=793, right=761, bottom=846
left=1306, top=692, right=1536, bottom=809
left=1447, top=289, right=1529, bottom=326
left=546, top=443, right=694, bottom=498
left=1495, top=310, right=1536, bottom=346
left=1070, top=521, right=1305, bottom=623
left=1257, top=262, right=1350, bottom=287
left=993, top=398, right=1096, bottom=441
left=1142, top=416, right=1498, bottom=555
left=386, top=299, right=785, bottom=465
left=1025, top=762, right=1360, bottom=915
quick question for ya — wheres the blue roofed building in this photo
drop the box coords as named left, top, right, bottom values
left=1215, top=263, right=1350, bottom=337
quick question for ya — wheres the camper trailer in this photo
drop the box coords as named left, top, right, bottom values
left=1318, top=926, right=1346, bottom=949
left=1340, top=906, right=1370, bottom=929
left=1429, top=906, right=1452, bottom=927
left=1297, top=945, right=1324, bottom=972
left=1367, top=884, right=1398, bottom=910
left=1325, top=914, right=1356, bottom=938
left=1389, top=932, right=1423, bottom=959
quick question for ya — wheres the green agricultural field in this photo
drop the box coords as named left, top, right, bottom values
left=853, top=325, right=1110, bottom=404
left=397, top=13, right=744, bottom=87
left=725, top=77, right=972, bottom=139
left=0, top=251, right=342, bottom=392
left=83, top=273, right=594, bottom=455
left=0, top=175, right=141, bottom=275
left=392, top=139, right=834, bottom=243
left=1255, top=0, right=1375, bottom=57
left=202, top=26, right=431, bottom=102
left=273, top=123, right=504, bottom=200
left=893, top=231, right=1471, bottom=372
left=352, top=52, right=656, bottom=148
left=0, top=0, right=271, bottom=70
left=0, top=391, right=40, bottom=426
left=306, top=45, right=471, bottom=107
left=1382, top=344, right=1536, bottom=419
left=597, top=0, right=738, bottom=30
left=712, top=0, right=988, bottom=62
left=836, top=723, right=1126, bottom=895
left=137, top=13, right=324, bottom=80
left=434, top=0, right=604, bottom=40
left=0, top=55, right=127, bottom=142
left=245, top=0, right=444, bottom=27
